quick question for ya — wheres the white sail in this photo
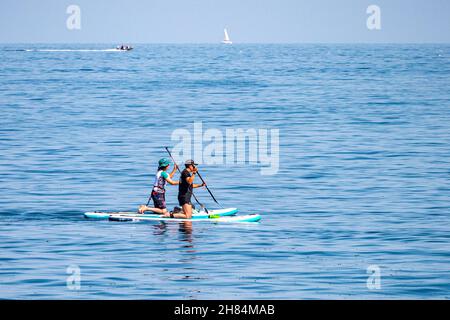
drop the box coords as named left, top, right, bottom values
left=224, top=29, right=230, bottom=41
left=222, top=28, right=232, bottom=44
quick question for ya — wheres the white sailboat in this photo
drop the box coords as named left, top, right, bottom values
left=222, top=28, right=232, bottom=44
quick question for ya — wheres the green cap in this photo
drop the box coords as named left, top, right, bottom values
left=158, top=158, right=171, bottom=167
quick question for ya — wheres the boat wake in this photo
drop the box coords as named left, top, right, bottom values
left=0, top=209, right=84, bottom=221
left=24, top=49, right=126, bottom=52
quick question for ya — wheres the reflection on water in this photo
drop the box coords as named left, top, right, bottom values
left=179, top=222, right=193, bottom=247
left=152, top=221, right=194, bottom=250
left=152, top=222, right=168, bottom=236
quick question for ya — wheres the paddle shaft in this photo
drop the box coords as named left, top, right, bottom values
left=193, top=168, right=220, bottom=205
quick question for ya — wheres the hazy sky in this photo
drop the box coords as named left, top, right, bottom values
left=1, top=0, right=449, bottom=43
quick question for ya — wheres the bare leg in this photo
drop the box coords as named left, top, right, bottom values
left=183, top=203, right=193, bottom=219
left=148, top=208, right=167, bottom=215
left=138, top=205, right=167, bottom=215
left=163, top=204, right=192, bottom=219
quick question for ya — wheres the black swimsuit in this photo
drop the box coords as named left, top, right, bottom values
left=178, top=169, right=193, bottom=206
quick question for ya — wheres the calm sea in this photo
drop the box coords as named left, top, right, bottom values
left=0, top=44, right=449, bottom=299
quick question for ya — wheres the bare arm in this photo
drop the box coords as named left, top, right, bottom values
left=166, top=177, right=180, bottom=185
left=186, top=172, right=196, bottom=185
left=193, top=182, right=206, bottom=188
left=169, top=165, right=178, bottom=178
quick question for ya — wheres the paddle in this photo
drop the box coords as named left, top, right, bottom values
left=164, top=147, right=209, bottom=213
left=193, top=166, right=221, bottom=206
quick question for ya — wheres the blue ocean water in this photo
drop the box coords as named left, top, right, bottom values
left=0, top=43, right=449, bottom=299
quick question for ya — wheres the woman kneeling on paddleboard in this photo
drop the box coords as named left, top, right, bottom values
left=138, top=158, right=179, bottom=214
left=163, top=159, right=205, bottom=219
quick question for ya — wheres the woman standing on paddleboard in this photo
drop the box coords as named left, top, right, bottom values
left=138, top=158, right=179, bottom=214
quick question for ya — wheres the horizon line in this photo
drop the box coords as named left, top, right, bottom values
left=1, top=41, right=450, bottom=45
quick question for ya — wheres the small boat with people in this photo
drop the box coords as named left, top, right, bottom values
left=116, top=44, right=133, bottom=51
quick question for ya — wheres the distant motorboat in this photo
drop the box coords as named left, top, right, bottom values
left=116, top=45, right=133, bottom=51
left=222, top=29, right=232, bottom=44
